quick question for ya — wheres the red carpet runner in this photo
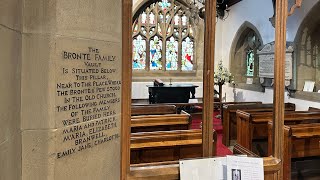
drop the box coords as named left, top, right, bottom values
left=190, top=111, right=233, bottom=156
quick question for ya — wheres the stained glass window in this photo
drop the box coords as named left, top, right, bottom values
left=133, top=35, right=146, bottom=70
left=166, top=37, right=178, bottom=70
left=159, top=0, right=171, bottom=11
left=132, top=0, right=195, bottom=72
left=150, top=36, right=163, bottom=70
left=246, top=50, right=254, bottom=76
left=182, top=37, right=194, bottom=71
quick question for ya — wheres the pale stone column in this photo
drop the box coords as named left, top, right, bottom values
left=0, top=0, right=22, bottom=180
left=21, top=0, right=122, bottom=180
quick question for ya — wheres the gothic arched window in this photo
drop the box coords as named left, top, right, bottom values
left=231, top=29, right=261, bottom=84
left=132, top=0, right=195, bottom=72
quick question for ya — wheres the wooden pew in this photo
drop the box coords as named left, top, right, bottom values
left=130, top=129, right=217, bottom=164
left=157, top=101, right=261, bottom=114
left=129, top=155, right=281, bottom=180
left=132, top=104, right=177, bottom=115
left=308, top=106, right=320, bottom=111
left=268, top=122, right=320, bottom=180
left=131, top=110, right=191, bottom=133
left=222, top=102, right=295, bottom=146
left=236, top=110, right=320, bottom=156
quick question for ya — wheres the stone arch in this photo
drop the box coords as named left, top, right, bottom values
left=294, top=1, right=320, bottom=92
left=229, top=21, right=264, bottom=91
left=133, top=0, right=190, bottom=17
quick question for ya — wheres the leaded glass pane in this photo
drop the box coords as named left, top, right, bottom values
left=132, top=0, right=195, bottom=72
left=182, top=29, right=187, bottom=36
left=159, top=0, right=171, bottom=11
left=174, top=15, right=180, bottom=25
left=174, top=28, right=179, bottom=37
left=167, top=26, right=172, bottom=35
left=159, top=13, right=164, bottom=23
left=133, top=35, right=146, bottom=70
left=246, top=50, right=254, bottom=76
left=133, top=23, right=138, bottom=34
left=141, top=12, right=147, bottom=24
left=182, top=15, right=187, bottom=26
left=141, top=27, right=147, bottom=35
left=150, top=36, right=163, bottom=70
left=150, top=27, right=155, bottom=35
left=166, top=14, right=170, bottom=23
left=158, top=24, right=162, bottom=35
left=182, top=37, right=194, bottom=71
left=166, top=37, right=178, bottom=70
left=149, top=12, right=155, bottom=24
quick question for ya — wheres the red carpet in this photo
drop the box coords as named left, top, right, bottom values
left=191, top=111, right=233, bottom=156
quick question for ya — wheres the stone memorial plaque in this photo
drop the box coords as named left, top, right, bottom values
left=258, top=42, right=293, bottom=80
left=259, top=53, right=293, bottom=79
left=55, top=39, right=121, bottom=159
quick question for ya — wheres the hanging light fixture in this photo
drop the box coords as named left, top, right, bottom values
left=193, top=0, right=230, bottom=20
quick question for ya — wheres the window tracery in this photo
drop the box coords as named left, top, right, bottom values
left=132, top=0, right=195, bottom=72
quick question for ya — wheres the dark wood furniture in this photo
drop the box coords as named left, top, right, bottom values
left=131, top=105, right=177, bottom=116
left=131, top=111, right=191, bottom=133
left=268, top=122, right=320, bottom=180
left=235, top=110, right=320, bottom=156
left=222, top=103, right=295, bottom=146
left=130, top=129, right=217, bottom=164
left=147, top=84, right=198, bottom=104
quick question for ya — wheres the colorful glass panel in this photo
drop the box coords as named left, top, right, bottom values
left=133, top=0, right=195, bottom=72
left=182, top=37, right=194, bottom=71
left=166, top=37, right=178, bottom=70
left=132, top=35, right=146, bottom=70
left=150, top=36, right=163, bottom=70
left=159, top=0, right=171, bottom=11
left=246, top=50, right=254, bottom=76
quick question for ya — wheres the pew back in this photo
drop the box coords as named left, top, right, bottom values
left=223, top=103, right=295, bottom=146
left=236, top=110, right=320, bottom=156
left=132, top=105, right=177, bottom=115
left=268, top=122, right=320, bottom=180
left=130, top=149, right=281, bottom=180
left=131, top=111, right=191, bottom=133
left=130, top=129, right=217, bottom=164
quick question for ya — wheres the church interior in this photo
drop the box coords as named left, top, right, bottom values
left=1, top=0, right=320, bottom=179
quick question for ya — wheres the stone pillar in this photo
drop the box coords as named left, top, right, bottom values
left=0, top=0, right=22, bottom=180
left=21, top=0, right=122, bottom=180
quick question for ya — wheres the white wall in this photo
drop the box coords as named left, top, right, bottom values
left=218, top=0, right=320, bottom=110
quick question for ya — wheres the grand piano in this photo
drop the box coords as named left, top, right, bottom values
left=147, top=83, right=199, bottom=104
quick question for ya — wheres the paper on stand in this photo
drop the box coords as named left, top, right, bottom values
left=226, top=156, right=264, bottom=180
left=180, top=157, right=227, bottom=180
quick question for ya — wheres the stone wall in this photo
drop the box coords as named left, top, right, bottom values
left=21, top=1, right=122, bottom=179
left=0, top=0, right=22, bottom=180
left=1, top=0, right=122, bottom=180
